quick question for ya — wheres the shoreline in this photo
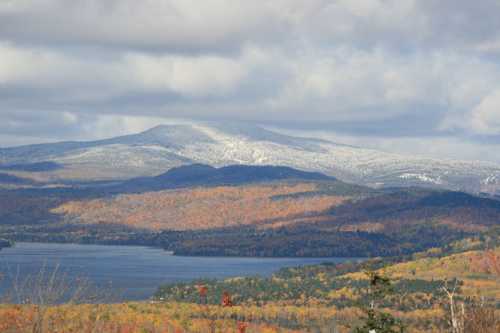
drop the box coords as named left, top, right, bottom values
left=1, top=241, right=366, bottom=261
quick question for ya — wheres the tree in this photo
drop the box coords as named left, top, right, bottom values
left=221, top=291, right=233, bottom=307
left=196, top=284, right=208, bottom=305
left=354, top=271, right=405, bottom=333
left=441, top=279, right=463, bottom=333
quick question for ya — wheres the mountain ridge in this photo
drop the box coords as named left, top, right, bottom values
left=122, top=163, right=334, bottom=191
left=1, top=121, right=499, bottom=194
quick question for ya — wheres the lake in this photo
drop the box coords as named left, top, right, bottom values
left=0, top=242, right=359, bottom=301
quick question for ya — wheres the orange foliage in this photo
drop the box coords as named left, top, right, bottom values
left=237, top=321, right=248, bottom=333
left=470, top=250, right=500, bottom=276
left=52, top=183, right=347, bottom=231
left=0, top=303, right=303, bottom=333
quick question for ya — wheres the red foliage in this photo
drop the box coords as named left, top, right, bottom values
left=197, top=285, right=208, bottom=297
left=221, top=292, right=233, bottom=307
left=471, top=250, right=500, bottom=275
left=237, top=321, right=248, bottom=333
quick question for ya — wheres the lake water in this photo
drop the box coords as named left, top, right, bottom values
left=0, top=242, right=358, bottom=301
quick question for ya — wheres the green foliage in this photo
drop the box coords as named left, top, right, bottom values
left=366, top=271, right=393, bottom=300
left=354, top=310, right=404, bottom=333
left=156, top=261, right=448, bottom=311
left=354, top=272, right=405, bottom=333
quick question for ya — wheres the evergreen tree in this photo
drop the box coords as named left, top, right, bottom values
left=354, top=271, right=405, bottom=333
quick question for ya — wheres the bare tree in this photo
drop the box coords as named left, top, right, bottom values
left=441, top=279, right=464, bottom=333
left=464, top=302, right=500, bottom=333
left=1, top=262, right=114, bottom=333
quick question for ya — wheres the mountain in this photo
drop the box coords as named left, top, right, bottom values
left=0, top=161, right=62, bottom=172
left=120, top=164, right=333, bottom=191
left=0, top=164, right=347, bottom=231
left=23, top=177, right=500, bottom=257
left=0, top=160, right=498, bottom=257
left=0, top=173, right=35, bottom=185
left=1, top=121, right=500, bottom=194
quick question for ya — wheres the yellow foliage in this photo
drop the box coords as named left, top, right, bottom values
left=327, top=287, right=359, bottom=300
left=52, top=183, right=347, bottom=231
left=341, top=247, right=500, bottom=298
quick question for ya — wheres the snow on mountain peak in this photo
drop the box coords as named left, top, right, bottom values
left=0, top=121, right=499, bottom=194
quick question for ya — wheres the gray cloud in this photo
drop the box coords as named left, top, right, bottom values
left=3, top=1, right=500, bottom=53
left=1, top=0, right=500, bottom=162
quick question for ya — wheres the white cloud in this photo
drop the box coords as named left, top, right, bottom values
left=261, top=48, right=500, bottom=125
left=0, top=42, right=249, bottom=99
left=0, top=42, right=72, bottom=85
left=470, top=89, right=500, bottom=135
left=475, top=38, right=500, bottom=54
left=1, top=39, right=500, bottom=130
left=272, top=126, right=500, bottom=164
left=1, top=0, right=500, bottom=163
left=125, top=53, right=247, bottom=96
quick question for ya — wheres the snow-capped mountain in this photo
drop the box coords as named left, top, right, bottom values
left=1, top=121, right=499, bottom=194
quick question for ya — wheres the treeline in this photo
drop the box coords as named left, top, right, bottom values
left=164, top=223, right=473, bottom=257
left=325, top=188, right=500, bottom=230
left=0, top=221, right=475, bottom=257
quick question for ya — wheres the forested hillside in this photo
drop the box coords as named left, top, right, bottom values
left=153, top=235, right=500, bottom=332
left=2, top=235, right=497, bottom=332
left=1, top=164, right=499, bottom=257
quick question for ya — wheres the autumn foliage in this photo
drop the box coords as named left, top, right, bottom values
left=0, top=303, right=312, bottom=333
left=1, top=246, right=499, bottom=332
left=52, top=183, right=346, bottom=231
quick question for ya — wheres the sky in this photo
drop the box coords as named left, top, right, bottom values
left=1, top=0, right=500, bottom=163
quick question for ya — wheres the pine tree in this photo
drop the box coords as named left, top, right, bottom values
left=354, top=271, right=405, bottom=333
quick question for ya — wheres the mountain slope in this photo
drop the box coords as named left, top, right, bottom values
left=1, top=121, right=500, bottom=193
left=0, top=173, right=35, bottom=185
left=45, top=173, right=500, bottom=257
left=120, top=164, right=334, bottom=191
left=1, top=162, right=499, bottom=256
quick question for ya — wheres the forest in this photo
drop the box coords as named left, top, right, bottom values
left=0, top=233, right=499, bottom=332
left=1, top=177, right=500, bottom=257
left=1, top=167, right=499, bottom=331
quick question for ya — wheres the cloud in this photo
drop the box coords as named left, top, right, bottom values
left=0, top=0, right=285, bottom=52
left=2, top=0, right=499, bottom=53
left=0, top=42, right=249, bottom=99
left=2, top=41, right=496, bottom=126
left=1, top=1, right=500, bottom=162
left=124, top=53, right=248, bottom=96
left=274, top=126, right=500, bottom=164
left=470, top=89, right=500, bottom=135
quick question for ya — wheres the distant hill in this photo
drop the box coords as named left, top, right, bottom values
left=1, top=121, right=499, bottom=194
left=32, top=170, right=499, bottom=257
left=120, top=164, right=334, bottom=191
left=1, top=162, right=499, bottom=257
left=0, top=173, right=34, bottom=185
left=0, top=161, right=61, bottom=172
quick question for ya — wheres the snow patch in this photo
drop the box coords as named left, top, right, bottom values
left=399, top=173, right=443, bottom=185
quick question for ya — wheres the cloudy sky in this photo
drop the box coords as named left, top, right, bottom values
left=1, top=0, right=500, bottom=162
